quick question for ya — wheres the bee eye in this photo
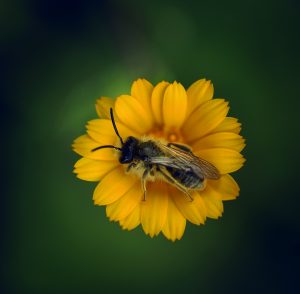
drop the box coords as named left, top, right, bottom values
left=119, top=137, right=138, bottom=164
left=119, top=153, right=133, bottom=164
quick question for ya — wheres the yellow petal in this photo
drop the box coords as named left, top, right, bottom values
left=93, top=167, right=138, bottom=205
left=163, top=82, right=187, bottom=130
left=87, top=119, right=137, bottom=144
left=72, top=134, right=97, bottom=156
left=74, top=158, right=118, bottom=182
left=200, top=186, right=224, bottom=219
left=131, top=78, right=154, bottom=115
left=115, top=95, right=153, bottom=134
left=172, top=189, right=206, bottom=225
left=208, top=174, right=240, bottom=201
left=106, top=182, right=143, bottom=221
left=195, top=148, right=246, bottom=175
left=72, top=134, right=116, bottom=161
left=119, top=204, right=141, bottom=231
left=183, top=99, right=229, bottom=142
left=186, top=79, right=214, bottom=115
left=193, top=193, right=207, bottom=220
left=162, top=193, right=186, bottom=241
left=95, top=97, right=115, bottom=119
left=141, top=183, right=168, bottom=237
left=192, top=132, right=246, bottom=153
left=212, top=117, right=241, bottom=134
left=151, top=81, right=169, bottom=125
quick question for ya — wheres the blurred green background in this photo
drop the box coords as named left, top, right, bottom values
left=2, top=0, right=299, bottom=293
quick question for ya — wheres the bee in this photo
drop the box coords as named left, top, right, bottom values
left=92, top=108, right=220, bottom=201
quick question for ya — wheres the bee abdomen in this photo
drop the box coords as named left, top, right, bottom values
left=166, top=167, right=203, bottom=189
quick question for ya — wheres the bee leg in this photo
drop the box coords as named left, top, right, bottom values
left=141, top=168, right=150, bottom=201
left=127, top=162, right=137, bottom=172
left=158, top=168, right=194, bottom=201
left=142, top=179, right=147, bottom=201
left=184, top=191, right=194, bottom=202
left=167, top=143, right=192, bottom=153
left=178, top=187, right=194, bottom=202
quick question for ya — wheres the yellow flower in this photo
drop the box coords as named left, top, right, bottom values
left=72, top=78, right=245, bottom=241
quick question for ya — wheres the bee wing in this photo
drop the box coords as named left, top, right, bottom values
left=151, top=142, right=220, bottom=180
left=191, top=156, right=220, bottom=179
left=149, top=157, right=187, bottom=170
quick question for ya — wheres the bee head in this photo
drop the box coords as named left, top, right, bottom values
left=119, top=136, right=138, bottom=164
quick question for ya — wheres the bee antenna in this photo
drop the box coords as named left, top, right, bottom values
left=110, top=108, right=124, bottom=145
left=92, top=145, right=122, bottom=152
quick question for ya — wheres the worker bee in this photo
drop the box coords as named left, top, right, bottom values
left=92, top=108, right=220, bottom=201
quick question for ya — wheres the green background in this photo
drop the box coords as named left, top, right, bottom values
left=2, top=0, right=299, bottom=293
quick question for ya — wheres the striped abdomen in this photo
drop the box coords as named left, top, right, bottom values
left=166, top=167, right=204, bottom=189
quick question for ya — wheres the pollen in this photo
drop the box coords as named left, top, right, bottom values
left=168, top=133, right=178, bottom=142
left=166, top=128, right=185, bottom=143
left=150, top=128, right=183, bottom=144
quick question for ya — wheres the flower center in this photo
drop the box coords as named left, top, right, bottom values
left=149, top=125, right=185, bottom=144
left=168, top=133, right=178, bottom=142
